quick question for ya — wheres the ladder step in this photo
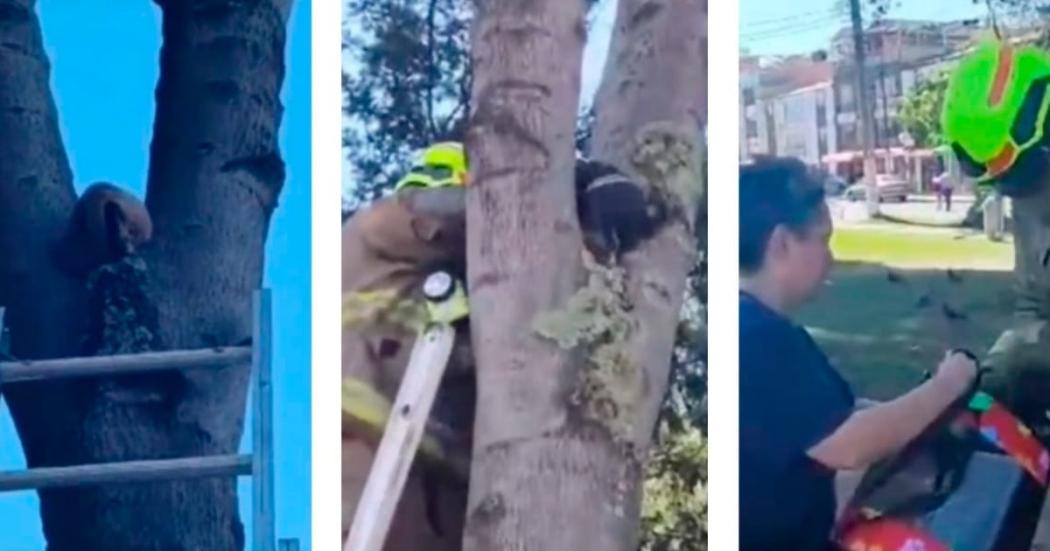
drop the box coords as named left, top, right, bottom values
left=0, top=454, right=252, bottom=492
left=0, top=347, right=251, bottom=383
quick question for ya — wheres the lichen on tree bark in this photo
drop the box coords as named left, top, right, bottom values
left=463, top=0, right=705, bottom=549
left=533, top=251, right=644, bottom=445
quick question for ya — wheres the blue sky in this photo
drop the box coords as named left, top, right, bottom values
left=581, top=0, right=617, bottom=107
left=0, top=3, right=312, bottom=548
left=740, top=0, right=988, bottom=56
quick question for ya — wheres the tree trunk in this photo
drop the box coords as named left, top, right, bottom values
left=462, top=0, right=596, bottom=548
left=0, top=0, right=82, bottom=364
left=462, top=0, right=705, bottom=548
left=589, top=0, right=706, bottom=441
left=0, top=2, right=103, bottom=546
left=982, top=183, right=1050, bottom=430
left=590, top=0, right=706, bottom=168
left=0, top=1, right=291, bottom=549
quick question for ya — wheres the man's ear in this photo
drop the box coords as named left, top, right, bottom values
left=765, top=225, right=791, bottom=265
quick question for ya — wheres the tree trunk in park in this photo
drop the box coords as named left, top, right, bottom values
left=0, top=1, right=291, bottom=549
left=462, top=0, right=705, bottom=548
left=983, top=183, right=1050, bottom=430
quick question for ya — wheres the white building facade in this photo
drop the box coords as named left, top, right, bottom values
left=769, top=82, right=837, bottom=166
left=740, top=60, right=773, bottom=160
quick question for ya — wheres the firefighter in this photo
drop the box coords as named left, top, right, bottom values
left=942, top=39, right=1050, bottom=439
left=341, top=141, right=661, bottom=549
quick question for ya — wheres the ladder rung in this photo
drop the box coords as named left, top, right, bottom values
left=0, top=454, right=252, bottom=492
left=0, top=347, right=251, bottom=383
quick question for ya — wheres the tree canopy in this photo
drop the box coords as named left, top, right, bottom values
left=898, top=71, right=948, bottom=149
left=342, top=0, right=603, bottom=217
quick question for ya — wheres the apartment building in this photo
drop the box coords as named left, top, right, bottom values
left=831, top=19, right=980, bottom=152
left=739, top=55, right=832, bottom=161
left=769, top=82, right=837, bottom=166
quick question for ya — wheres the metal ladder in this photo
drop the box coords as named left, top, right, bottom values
left=0, top=289, right=298, bottom=550
left=344, top=271, right=468, bottom=551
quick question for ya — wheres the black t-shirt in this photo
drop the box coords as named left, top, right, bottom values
left=739, top=292, right=856, bottom=550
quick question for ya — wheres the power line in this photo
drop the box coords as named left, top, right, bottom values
left=742, top=11, right=845, bottom=35
left=743, top=25, right=843, bottom=44
left=743, top=15, right=843, bottom=38
left=744, top=8, right=841, bottom=30
left=742, top=14, right=846, bottom=42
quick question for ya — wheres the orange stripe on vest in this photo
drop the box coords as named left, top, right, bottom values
left=990, top=45, right=1015, bottom=107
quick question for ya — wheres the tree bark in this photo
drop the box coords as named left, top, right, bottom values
left=463, top=0, right=595, bottom=548
left=0, top=0, right=81, bottom=362
left=982, top=183, right=1050, bottom=434
left=591, top=0, right=706, bottom=166
left=0, top=2, right=100, bottom=546
left=589, top=0, right=706, bottom=440
left=463, top=0, right=705, bottom=548
left=0, top=1, right=291, bottom=549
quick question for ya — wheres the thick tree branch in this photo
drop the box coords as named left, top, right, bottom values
left=0, top=0, right=79, bottom=357
left=146, top=0, right=290, bottom=357
left=0, top=3, right=101, bottom=540
left=1, top=1, right=295, bottom=549
left=592, top=0, right=706, bottom=162
left=452, top=0, right=707, bottom=548
left=589, top=0, right=706, bottom=448
left=466, top=1, right=627, bottom=549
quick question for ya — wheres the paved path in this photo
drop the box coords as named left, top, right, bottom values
left=829, top=196, right=976, bottom=227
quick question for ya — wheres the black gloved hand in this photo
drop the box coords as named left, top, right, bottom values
left=574, top=159, right=659, bottom=257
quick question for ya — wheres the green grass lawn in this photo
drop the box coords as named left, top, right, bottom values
left=830, top=226, right=1014, bottom=270
left=796, top=225, right=1016, bottom=399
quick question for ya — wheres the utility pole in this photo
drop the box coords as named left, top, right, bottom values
left=849, top=0, right=880, bottom=216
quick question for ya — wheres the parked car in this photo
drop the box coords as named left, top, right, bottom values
left=823, top=175, right=849, bottom=196
left=843, top=174, right=909, bottom=203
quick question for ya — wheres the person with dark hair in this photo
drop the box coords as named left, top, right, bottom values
left=738, top=157, right=979, bottom=549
